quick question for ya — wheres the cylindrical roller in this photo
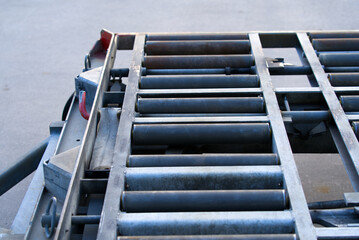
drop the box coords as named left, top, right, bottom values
left=144, top=68, right=255, bottom=75
left=41, top=215, right=101, bottom=227
left=310, top=32, right=359, bottom=39
left=118, top=235, right=296, bottom=240
left=324, top=66, right=359, bottom=73
left=312, top=38, right=359, bottom=51
left=319, top=53, right=359, bottom=67
left=352, top=121, right=359, bottom=139
left=144, top=66, right=310, bottom=76
left=139, top=75, right=259, bottom=89
left=128, top=154, right=278, bottom=167
left=143, top=55, right=254, bottom=69
left=147, top=34, right=248, bottom=41
left=122, top=190, right=286, bottom=212
left=328, top=73, right=359, bottom=86
left=136, top=97, right=264, bottom=114
left=145, top=40, right=250, bottom=55
left=132, top=123, right=271, bottom=145
left=282, top=111, right=330, bottom=122
left=340, top=95, right=359, bottom=111
left=269, top=66, right=312, bottom=75
left=308, top=199, right=346, bottom=210
left=117, top=211, right=294, bottom=235
left=125, top=166, right=283, bottom=190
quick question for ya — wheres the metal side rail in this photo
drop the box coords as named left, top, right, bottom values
left=10, top=30, right=358, bottom=240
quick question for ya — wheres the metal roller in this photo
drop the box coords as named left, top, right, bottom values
left=143, top=55, right=254, bottom=69
left=128, top=154, right=278, bottom=167
left=340, top=95, right=359, bottom=112
left=352, top=121, right=359, bottom=139
left=319, top=53, right=359, bottom=67
left=312, top=38, right=359, bottom=51
left=145, top=40, right=250, bottom=55
left=125, top=166, right=283, bottom=190
left=144, top=68, right=255, bottom=75
left=147, top=34, right=248, bottom=41
left=132, top=123, right=271, bottom=145
left=328, top=73, right=359, bottom=86
left=309, top=32, right=359, bottom=39
left=136, top=97, right=264, bottom=114
left=324, top=66, right=359, bottom=72
left=122, top=190, right=287, bottom=212
left=117, top=211, right=294, bottom=235
left=143, top=66, right=310, bottom=76
left=282, top=111, right=330, bottom=122
left=139, top=75, right=259, bottom=89
left=118, top=235, right=296, bottom=240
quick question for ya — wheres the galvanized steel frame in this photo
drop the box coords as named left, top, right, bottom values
left=297, top=32, right=359, bottom=190
left=249, top=33, right=316, bottom=239
left=54, top=31, right=118, bottom=239
left=51, top=30, right=359, bottom=240
left=96, top=34, right=146, bottom=240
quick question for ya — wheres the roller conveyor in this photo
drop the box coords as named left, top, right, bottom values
left=18, top=30, right=357, bottom=240
left=311, top=33, right=359, bottom=143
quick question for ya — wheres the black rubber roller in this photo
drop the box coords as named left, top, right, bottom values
left=132, top=123, right=271, bottom=145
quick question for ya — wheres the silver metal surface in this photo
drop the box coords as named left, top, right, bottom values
left=250, top=33, right=316, bottom=239
left=96, top=34, right=146, bottom=240
left=117, top=211, right=294, bottom=235
left=6, top=30, right=359, bottom=239
left=298, top=32, right=359, bottom=191
left=54, top=31, right=118, bottom=239
left=125, top=166, right=283, bottom=190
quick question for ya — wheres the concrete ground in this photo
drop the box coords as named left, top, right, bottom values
left=1, top=0, right=359, bottom=229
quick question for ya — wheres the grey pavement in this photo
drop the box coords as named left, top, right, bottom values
left=1, top=0, right=359, bottom=229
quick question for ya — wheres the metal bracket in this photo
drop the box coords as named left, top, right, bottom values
left=344, top=192, right=359, bottom=207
